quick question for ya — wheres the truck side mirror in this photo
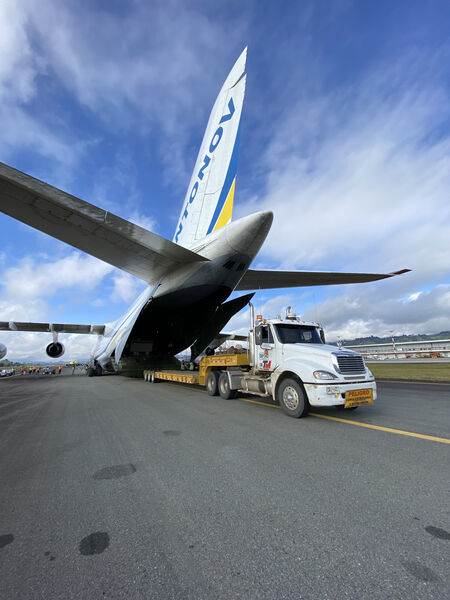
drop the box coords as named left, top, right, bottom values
left=255, top=326, right=263, bottom=345
left=319, top=328, right=326, bottom=344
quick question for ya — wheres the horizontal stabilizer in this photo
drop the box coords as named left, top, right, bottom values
left=235, top=268, right=411, bottom=290
left=0, top=321, right=106, bottom=335
left=0, top=162, right=208, bottom=283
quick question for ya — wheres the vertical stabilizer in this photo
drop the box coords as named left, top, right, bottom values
left=173, top=48, right=247, bottom=249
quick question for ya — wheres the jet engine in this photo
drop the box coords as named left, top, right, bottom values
left=0, top=343, right=7, bottom=360
left=46, top=342, right=65, bottom=358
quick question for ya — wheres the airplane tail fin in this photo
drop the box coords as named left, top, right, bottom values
left=174, top=48, right=247, bottom=249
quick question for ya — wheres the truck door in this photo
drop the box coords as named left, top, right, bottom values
left=256, top=324, right=275, bottom=371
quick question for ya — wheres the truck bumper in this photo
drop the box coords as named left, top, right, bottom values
left=304, top=381, right=377, bottom=407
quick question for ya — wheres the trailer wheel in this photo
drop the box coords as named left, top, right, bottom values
left=218, top=372, right=237, bottom=400
left=206, top=371, right=219, bottom=396
left=277, top=378, right=309, bottom=418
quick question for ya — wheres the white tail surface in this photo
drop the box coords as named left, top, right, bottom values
left=173, top=48, right=247, bottom=249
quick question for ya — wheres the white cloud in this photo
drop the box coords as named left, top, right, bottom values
left=235, top=51, right=450, bottom=338
left=18, top=0, right=247, bottom=188
left=0, top=0, right=89, bottom=165
left=111, top=271, right=145, bottom=304
left=226, top=294, right=296, bottom=335
left=1, top=252, right=113, bottom=305
left=0, top=0, right=38, bottom=104
left=407, top=292, right=423, bottom=303
left=0, top=251, right=120, bottom=360
left=240, top=78, right=450, bottom=277
left=127, top=211, right=158, bottom=233
left=303, top=284, right=450, bottom=340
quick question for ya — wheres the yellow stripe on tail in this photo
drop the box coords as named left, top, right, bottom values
left=213, top=178, right=236, bottom=232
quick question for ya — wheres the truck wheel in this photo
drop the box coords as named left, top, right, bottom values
left=218, top=372, right=237, bottom=400
left=278, top=378, right=309, bottom=418
left=206, top=371, right=219, bottom=396
left=87, top=367, right=94, bottom=377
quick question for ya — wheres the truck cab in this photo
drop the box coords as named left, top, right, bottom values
left=247, top=307, right=376, bottom=417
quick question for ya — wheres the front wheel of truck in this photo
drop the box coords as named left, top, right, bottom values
left=278, top=378, right=310, bottom=418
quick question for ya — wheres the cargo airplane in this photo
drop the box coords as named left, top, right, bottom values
left=0, top=49, right=409, bottom=374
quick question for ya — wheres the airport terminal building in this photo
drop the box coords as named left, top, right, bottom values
left=344, top=339, right=450, bottom=359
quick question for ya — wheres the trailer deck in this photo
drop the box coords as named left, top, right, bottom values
left=144, top=353, right=250, bottom=386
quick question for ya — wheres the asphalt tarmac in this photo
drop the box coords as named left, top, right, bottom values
left=0, top=373, right=449, bottom=599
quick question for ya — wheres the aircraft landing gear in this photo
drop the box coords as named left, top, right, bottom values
left=87, top=361, right=102, bottom=377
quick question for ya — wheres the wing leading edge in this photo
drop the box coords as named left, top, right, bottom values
left=235, top=268, right=411, bottom=290
left=0, top=162, right=208, bottom=284
left=0, top=322, right=106, bottom=335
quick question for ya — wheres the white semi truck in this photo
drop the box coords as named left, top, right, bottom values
left=144, top=304, right=376, bottom=418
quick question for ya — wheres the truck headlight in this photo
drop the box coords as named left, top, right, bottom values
left=313, top=370, right=338, bottom=380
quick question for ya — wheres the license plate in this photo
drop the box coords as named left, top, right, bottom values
left=345, top=389, right=373, bottom=408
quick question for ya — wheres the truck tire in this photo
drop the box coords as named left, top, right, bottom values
left=277, top=378, right=309, bottom=418
left=206, top=371, right=219, bottom=396
left=218, top=372, right=237, bottom=400
left=87, top=367, right=94, bottom=377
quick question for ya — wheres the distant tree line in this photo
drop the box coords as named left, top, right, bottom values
left=336, top=331, right=450, bottom=346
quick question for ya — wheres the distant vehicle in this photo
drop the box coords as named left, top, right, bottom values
left=0, top=368, right=14, bottom=377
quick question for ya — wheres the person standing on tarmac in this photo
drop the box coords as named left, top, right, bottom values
left=58, top=365, right=62, bottom=375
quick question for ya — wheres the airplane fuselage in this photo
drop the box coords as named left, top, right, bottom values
left=96, top=211, right=273, bottom=372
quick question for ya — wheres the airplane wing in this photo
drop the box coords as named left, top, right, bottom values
left=0, top=162, right=208, bottom=283
left=235, top=268, right=411, bottom=290
left=0, top=321, right=106, bottom=335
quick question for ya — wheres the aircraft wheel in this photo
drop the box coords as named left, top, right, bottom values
left=206, top=371, right=219, bottom=396
left=218, top=372, right=237, bottom=400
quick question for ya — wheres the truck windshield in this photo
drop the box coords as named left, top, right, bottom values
left=274, top=324, right=323, bottom=344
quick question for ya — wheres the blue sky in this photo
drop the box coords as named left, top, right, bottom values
left=1, top=0, right=449, bottom=360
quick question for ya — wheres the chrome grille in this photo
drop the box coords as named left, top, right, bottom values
left=335, top=354, right=365, bottom=374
